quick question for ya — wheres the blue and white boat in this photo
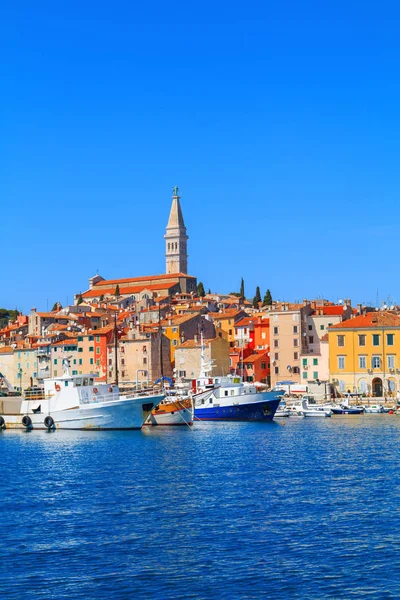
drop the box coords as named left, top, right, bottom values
left=193, top=377, right=284, bottom=421
left=191, top=339, right=284, bottom=421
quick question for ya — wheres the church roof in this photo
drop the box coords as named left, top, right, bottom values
left=167, top=197, right=186, bottom=229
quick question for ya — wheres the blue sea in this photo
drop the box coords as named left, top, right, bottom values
left=1, top=416, right=400, bottom=599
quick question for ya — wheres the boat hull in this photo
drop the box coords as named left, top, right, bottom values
left=145, top=398, right=193, bottom=426
left=194, top=396, right=281, bottom=421
left=331, top=407, right=364, bottom=415
left=0, top=395, right=164, bottom=430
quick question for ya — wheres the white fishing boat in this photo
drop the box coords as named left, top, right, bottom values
left=290, top=399, right=332, bottom=418
left=0, top=365, right=164, bottom=431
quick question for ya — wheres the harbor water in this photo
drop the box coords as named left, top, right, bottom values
left=1, top=416, right=400, bottom=599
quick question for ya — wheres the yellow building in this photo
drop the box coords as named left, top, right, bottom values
left=328, top=312, right=400, bottom=398
left=208, top=309, right=247, bottom=346
left=160, top=314, right=216, bottom=363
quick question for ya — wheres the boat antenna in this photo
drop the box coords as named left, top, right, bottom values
left=114, top=312, right=119, bottom=386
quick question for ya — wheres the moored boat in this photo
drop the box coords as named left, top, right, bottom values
left=0, top=371, right=163, bottom=431
left=145, top=395, right=193, bottom=426
left=192, top=377, right=284, bottom=421
left=363, top=404, right=385, bottom=414
left=330, top=405, right=364, bottom=415
left=290, top=399, right=332, bottom=417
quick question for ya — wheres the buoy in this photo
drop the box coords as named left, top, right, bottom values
left=93, top=387, right=98, bottom=394
left=55, top=384, right=61, bottom=392
left=108, top=386, right=113, bottom=393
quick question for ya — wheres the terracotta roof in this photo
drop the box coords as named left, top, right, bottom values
left=161, top=314, right=196, bottom=327
left=329, top=312, right=400, bottom=329
left=320, top=333, right=329, bottom=342
left=208, top=309, right=244, bottom=319
left=243, top=352, right=269, bottom=364
left=92, top=273, right=194, bottom=287
left=53, top=339, right=78, bottom=346
left=235, top=317, right=256, bottom=327
left=0, top=346, right=13, bottom=354
left=82, top=282, right=178, bottom=299
left=176, top=338, right=216, bottom=349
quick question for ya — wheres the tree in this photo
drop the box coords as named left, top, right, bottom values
left=77, top=294, right=83, bottom=305
left=252, top=286, right=262, bottom=308
left=51, top=302, right=62, bottom=311
left=197, top=282, right=205, bottom=297
left=240, top=277, right=245, bottom=299
left=100, top=295, right=104, bottom=302
left=208, top=288, right=211, bottom=294
left=115, top=284, right=120, bottom=297
left=263, top=289, right=273, bottom=306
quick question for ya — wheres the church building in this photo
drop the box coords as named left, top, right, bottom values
left=77, top=188, right=197, bottom=304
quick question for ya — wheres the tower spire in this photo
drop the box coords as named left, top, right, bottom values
left=164, top=187, right=189, bottom=274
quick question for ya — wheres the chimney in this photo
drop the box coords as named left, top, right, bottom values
left=357, top=303, right=362, bottom=315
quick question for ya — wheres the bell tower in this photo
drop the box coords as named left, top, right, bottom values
left=164, top=186, right=189, bottom=274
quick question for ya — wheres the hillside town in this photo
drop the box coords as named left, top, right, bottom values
left=0, top=189, right=398, bottom=401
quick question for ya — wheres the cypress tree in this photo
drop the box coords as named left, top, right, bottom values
left=77, top=294, right=83, bottom=305
left=197, top=282, right=205, bottom=297
left=115, top=284, right=120, bottom=297
left=240, top=277, right=245, bottom=299
left=263, top=289, right=273, bottom=306
left=253, top=286, right=261, bottom=308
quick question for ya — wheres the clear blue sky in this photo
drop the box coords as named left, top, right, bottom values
left=2, top=1, right=400, bottom=312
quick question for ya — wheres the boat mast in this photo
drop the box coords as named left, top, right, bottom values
left=114, top=312, right=119, bottom=386
left=159, top=304, right=164, bottom=384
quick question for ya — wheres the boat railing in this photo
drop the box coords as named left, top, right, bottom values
left=78, top=387, right=163, bottom=405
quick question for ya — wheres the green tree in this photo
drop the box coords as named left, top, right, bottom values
left=51, top=302, right=62, bottom=311
left=263, top=289, right=273, bottom=306
left=115, top=284, right=120, bottom=297
left=253, top=286, right=262, bottom=308
left=208, top=288, right=211, bottom=294
left=197, top=282, right=205, bottom=297
left=240, top=277, right=245, bottom=299
left=77, top=294, right=83, bottom=305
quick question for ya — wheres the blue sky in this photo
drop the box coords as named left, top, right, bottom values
left=2, top=1, right=400, bottom=312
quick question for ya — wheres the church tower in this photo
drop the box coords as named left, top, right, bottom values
left=164, top=186, right=189, bottom=274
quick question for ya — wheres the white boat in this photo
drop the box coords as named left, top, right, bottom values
left=291, top=399, right=332, bottom=418
left=275, top=400, right=291, bottom=418
left=0, top=370, right=164, bottom=431
left=363, top=404, right=385, bottom=414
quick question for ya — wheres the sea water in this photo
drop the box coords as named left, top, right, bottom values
left=1, top=416, right=400, bottom=599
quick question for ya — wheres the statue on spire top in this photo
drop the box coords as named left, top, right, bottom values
left=172, top=186, right=179, bottom=196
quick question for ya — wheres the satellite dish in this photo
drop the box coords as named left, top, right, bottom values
left=338, top=299, right=343, bottom=305
left=390, top=305, right=395, bottom=310
left=383, top=305, right=388, bottom=310
left=287, top=365, right=292, bottom=371
left=375, top=307, right=379, bottom=311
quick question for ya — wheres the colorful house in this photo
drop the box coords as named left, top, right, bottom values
left=328, top=311, right=400, bottom=397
